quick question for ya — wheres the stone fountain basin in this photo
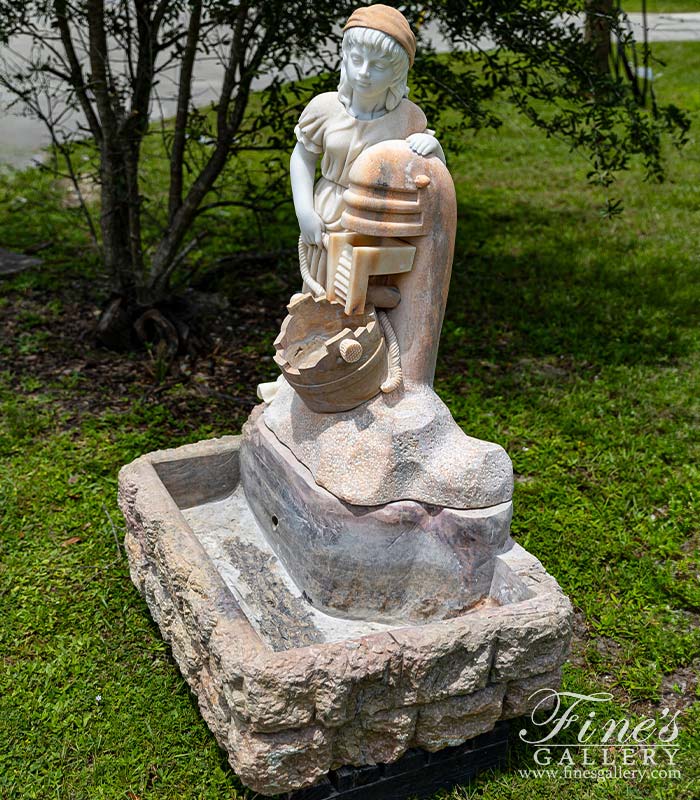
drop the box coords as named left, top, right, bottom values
left=118, top=435, right=572, bottom=796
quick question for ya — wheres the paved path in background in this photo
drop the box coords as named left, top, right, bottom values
left=0, top=247, right=41, bottom=276
left=626, top=12, right=700, bottom=41
left=1, top=12, right=699, bottom=169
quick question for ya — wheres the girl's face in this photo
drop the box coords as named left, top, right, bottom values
left=344, top=43, right=395, bottom=102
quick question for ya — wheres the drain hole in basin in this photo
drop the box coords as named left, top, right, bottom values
left=271, top=514, right=279, bottom=529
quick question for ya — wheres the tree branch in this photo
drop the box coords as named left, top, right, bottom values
left=217, top=2, right=250, bottom=138
left=54, top=0, right=102, bottom=140
left=194, top=197, right=288, bottom=217
left=126, top=0, right=156, bottom=137
left=168, top=0, right=202, bottom=220
left=86, top=0, right=117, bottom=131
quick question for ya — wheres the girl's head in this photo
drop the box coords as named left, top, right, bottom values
left=337, top=6, right=415, bottom=113
left=338, top=26, right=410, bottom=112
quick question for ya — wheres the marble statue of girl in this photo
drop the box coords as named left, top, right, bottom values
left=290, top=4, right=445, bottom=290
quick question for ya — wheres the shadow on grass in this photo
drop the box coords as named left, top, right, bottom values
left=442, top=199, right=695, bottom=373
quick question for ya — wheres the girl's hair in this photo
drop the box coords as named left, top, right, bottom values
left=338, top=27, right=410, bottom=113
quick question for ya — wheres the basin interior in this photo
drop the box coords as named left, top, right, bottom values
left=151, top=448, right=531, bottom=653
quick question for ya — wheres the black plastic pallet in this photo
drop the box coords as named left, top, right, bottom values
left=282, top=721, right=510, bottom=800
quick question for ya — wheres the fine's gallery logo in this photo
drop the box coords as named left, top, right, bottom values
left=517, top=689, right=682, bottom=781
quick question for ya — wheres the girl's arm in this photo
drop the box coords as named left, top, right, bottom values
left=290, top=142, right=325, bottom=246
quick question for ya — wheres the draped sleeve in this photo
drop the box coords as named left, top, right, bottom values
left=294, top=92, right=338, bottom=155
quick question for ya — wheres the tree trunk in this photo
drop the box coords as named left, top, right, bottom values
left=585, top=0, right=614, bottom=75
left=100, top=139, right=138, bottom=299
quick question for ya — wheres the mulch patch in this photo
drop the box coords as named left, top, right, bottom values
left=0, top=279, right=288, bottom=435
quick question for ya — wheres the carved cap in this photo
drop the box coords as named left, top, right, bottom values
left=347, top=139, right=440, bottom=192
left=343, top=5, right=416, bottom=66
left=342, top=139, right=455, bottom=238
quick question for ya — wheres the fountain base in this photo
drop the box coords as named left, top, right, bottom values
left=119, top=435, right=572, bottom=795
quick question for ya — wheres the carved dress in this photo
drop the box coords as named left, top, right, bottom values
left=295, top=91, right=428, bottom=287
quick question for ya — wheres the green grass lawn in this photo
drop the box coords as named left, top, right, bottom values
left=1, top=42, right=699, bottom=800
left=622, top=1, right=700, bottom=12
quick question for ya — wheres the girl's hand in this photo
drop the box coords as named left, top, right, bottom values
left=406, top=133, right=440, bottom=157
left=297, top=208, right=326, bottom=247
